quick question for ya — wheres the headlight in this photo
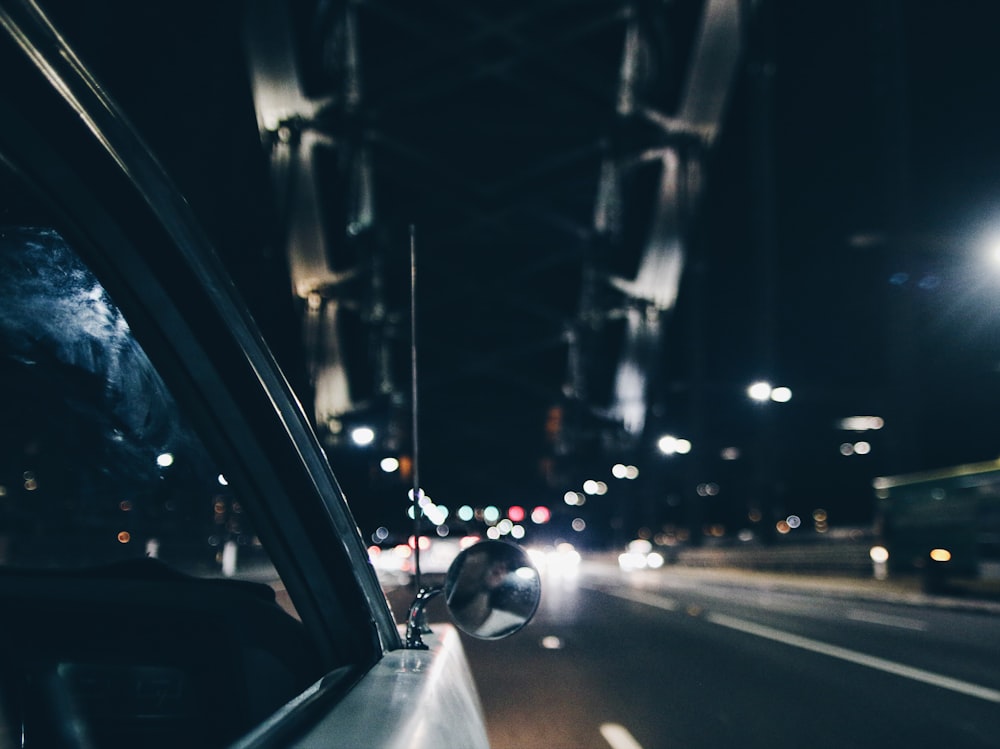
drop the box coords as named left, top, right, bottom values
left=869, top=545, right=889, bottom=563
left=929, top=548, right=952, bottom=563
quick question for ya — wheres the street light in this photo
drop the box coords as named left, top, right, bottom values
left=770, top=386, right=792, bottom=403
left=747, top=381, right=792, bottom=403
left=350, top=426, right=376, bottom=446
left=657, top=435, right=692, bottom=455
left=983, top=234, right=1000, bottom=268
left=611, top=463, right=640, bottom=479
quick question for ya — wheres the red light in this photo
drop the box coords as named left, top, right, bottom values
left=459, top=535, right=481, bottom=549
left=531, top=506, right=551, bottom=524
left=508, top=505, right=526, bottom=522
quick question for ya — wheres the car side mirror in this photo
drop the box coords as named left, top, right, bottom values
left=405, top=540, right=541, bottom=647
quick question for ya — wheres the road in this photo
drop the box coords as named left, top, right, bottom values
left=416, top=558, right=1000, bottom=749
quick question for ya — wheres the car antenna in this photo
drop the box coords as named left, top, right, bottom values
left=409, top=223, right=423, bottom=594
left=404, top=224, right=437, bottom=649
left=402, top=238, right=543, bottom=647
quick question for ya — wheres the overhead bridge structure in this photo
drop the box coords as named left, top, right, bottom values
left=242, top=0, right=748, bottom=506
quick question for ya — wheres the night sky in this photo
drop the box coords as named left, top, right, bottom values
left=671, top=0, right=1000, bottom=530
left=32, top=0, right=1000, bottom=546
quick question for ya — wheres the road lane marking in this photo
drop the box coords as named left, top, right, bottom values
left=846, top=608, right=928, bottom=631
left=600, top=723, right=645, bottom=749
left=590, top=586, right=678, bottom=612
left=706, top=612, right=1000, bottom=704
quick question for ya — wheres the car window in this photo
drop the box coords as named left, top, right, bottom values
left=0, top=165, right=337, bottom=749
left=0, top=220, right=290, bottom=597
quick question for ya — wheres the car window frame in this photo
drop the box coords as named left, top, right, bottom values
left=0, top=0, right=403, bottom=677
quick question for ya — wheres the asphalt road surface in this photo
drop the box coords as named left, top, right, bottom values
left=390, top=558, right=1000, bottom=749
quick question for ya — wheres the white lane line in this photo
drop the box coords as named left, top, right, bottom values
left=846, top=608, right=928, bottom=631
left=590, top=586, right=678, bottom=612
left=706, top=612, right=1000, bottom=704
left=600, top=723, right=645, bottom=749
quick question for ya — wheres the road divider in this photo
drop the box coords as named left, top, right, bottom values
left=705, top=612, right=1000, bottom=704
left=590, top=581, right=999, bottom=704
left=589, top=586, right=678, bottom=612
left=845, top=608, right=928, bottom=631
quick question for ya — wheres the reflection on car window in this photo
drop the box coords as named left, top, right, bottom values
left=0, top=225, right=278, bottom=585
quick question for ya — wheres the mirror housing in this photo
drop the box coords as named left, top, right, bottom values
left=444, top=540, right=541, bottom=640
left=404, top=540, right=541, bottom=647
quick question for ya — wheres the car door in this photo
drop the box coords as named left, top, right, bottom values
left=0, top=2, right=491, bottom=747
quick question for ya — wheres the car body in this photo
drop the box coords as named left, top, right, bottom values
left=0, top=1, right=495, bottom=746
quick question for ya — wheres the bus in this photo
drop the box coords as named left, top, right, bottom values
left=872, top=459, right=1000, bottom=590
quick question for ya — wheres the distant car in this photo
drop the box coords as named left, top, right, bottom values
left=0, top=3, right=537, bottom=747
left=368, top=536, right=475, bottom=587
left=528, top=542, right=583, bottom=576
left=618, top=539, right=667, bottom=571
left=406, top=536, right=480, bottom=577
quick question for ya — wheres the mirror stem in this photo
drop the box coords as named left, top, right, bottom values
left=404, top=586, right=441, bottom=649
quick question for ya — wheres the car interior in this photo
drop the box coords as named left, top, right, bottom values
left=0, top=560, right=322, bottom=749
left=0, top=178, right=326, bottom=748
